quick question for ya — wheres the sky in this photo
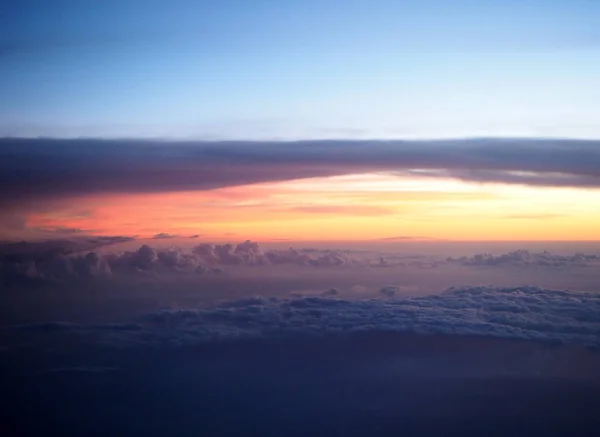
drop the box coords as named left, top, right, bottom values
left=2, top=0, right=600, bottom=139
left=3, top=4, right=600, bottom=432
left=14, top=171, right=600, bottom=240
left=1, top=1, right=600, bottom=242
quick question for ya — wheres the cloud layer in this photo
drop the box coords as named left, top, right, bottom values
left=447, top=250, right=600, bottom=268
left=2, top=138, right=600, bottom=207
left=0, top=240, right=353, bottom=285
left=3, top=238, right=599, bottom=286
left=15, top=286, right=600, bottom=349
left=142, top=286, right=600, bottom=347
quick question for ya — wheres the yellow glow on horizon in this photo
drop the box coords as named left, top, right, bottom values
left=22, top=173, right=600, bottom=241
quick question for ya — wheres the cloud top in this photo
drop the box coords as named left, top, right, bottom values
left=0, top=240, right=354, bottom=285
left=447, top=250, right=600, bottom=268
left=150, top=286, right=600, bottom=346
left=16, top=286, right=600, bottom=349
left=3, top=238, right=599, bottom=286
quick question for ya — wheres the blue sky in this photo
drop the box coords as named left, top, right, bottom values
left=1, top=0, right=599, bottom=139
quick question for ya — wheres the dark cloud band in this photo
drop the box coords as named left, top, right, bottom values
left=1, top=138, right=599, bottom=207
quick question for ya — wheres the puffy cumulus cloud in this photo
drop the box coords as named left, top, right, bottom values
left=1, top=251, right=113, bottom=285
left=0, top=236, right=132, bottom=285
left=40, top=286, right=598, bottom=348
left=4, top=239, right=600, bottom=287
left=447, top=250, right=600, bottom=268
left=110, top=245, right=158, bottom=271
left=265, top=247, right=350, bottom=267
left=0, top=240, right=355, bottom=285
left=62, top=252, right=112, bottom=278
left=188, top=242, right=351, bottom=268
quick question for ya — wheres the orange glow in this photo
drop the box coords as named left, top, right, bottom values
left=22, top=173, right=600, bottom=241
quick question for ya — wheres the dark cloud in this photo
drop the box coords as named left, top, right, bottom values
left=1, top=138, right=600, bottom=208
left=0, top=236, right=131, bottom=285
left=379, top=286, right=397, bottom=297
left=152, top=232, right=177, bottom=239
left=0, top=251, right=113, bottom=285
left=321, top=288, right=340, bottom=297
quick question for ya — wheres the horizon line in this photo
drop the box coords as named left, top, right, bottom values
left=2, top=135, right=600, bottom=143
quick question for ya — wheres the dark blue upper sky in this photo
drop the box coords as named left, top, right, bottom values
left=1, top=0, right=599, bottom=139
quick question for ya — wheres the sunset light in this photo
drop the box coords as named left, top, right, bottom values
left=3, top=1, right=600, bottom=436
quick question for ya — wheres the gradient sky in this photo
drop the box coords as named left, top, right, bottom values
left=1, top=1, right=600, bottom=242
left=21, top=176, right=600, bottom=241
left=2, top=0, right=600, bottom=138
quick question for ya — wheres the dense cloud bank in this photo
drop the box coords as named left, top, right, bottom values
left=369, top=249, right=600, bottom=269
left=1, top=138, right=600, bottom=207
left=447, top=250, right=600, bottom=268
left=136, top=286, right=600, bottom=347
left=15, top=286, right=599, bottom=348
left=0, top=240, right=352, bottom=284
